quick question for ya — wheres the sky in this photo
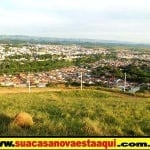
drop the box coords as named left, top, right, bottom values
left=0, top=0, right=150, bottom=43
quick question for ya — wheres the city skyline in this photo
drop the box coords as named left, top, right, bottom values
left=0, top=0, right=150, bottom=43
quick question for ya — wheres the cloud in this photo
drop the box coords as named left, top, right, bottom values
left=0, top=8, right=66, bottom=27
left=0, top=0, right=150, bottom=42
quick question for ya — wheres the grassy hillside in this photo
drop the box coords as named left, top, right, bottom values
left=0, top=89, right=150, bottom=136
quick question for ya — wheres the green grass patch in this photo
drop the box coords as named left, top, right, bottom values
left=0, top=89, right=149, bottom=136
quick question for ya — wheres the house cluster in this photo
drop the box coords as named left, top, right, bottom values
left=90, top=59, right=132, bottom=69
left=0, top=44, right=149, bottom=92
left=0, top=65, right=143, bottom=91
left=117, top=50, right=150, bottom=61
left=0, top=67, right=91, bottom=87
left=0, top=44, right=108, bottom=60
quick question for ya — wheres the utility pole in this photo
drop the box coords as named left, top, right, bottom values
left=124, top=72, right=126, bottom=92
left=81, top=72, right=83, bottom=90
left=28, top=72, right=31, bottom=94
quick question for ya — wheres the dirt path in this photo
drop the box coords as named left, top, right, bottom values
left=0, top=87, right=63, bottom=94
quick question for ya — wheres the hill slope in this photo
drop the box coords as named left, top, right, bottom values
left=0, top=89, right=149, bottom=136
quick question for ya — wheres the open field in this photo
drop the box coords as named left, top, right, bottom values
left=0, top=88, right=150, bottom=136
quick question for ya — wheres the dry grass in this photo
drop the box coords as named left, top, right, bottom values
left=0, top=87, right=62, bottom=94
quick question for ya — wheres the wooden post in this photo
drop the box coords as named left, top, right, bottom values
left=124, top=72, right=126, bottom=92
left=81, top=72, right=83, bottom=90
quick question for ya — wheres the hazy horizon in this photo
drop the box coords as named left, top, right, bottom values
left=1, top=0, right=150, bottom=44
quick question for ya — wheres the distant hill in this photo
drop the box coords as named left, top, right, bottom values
left=0, top=35, right=150, bottom=47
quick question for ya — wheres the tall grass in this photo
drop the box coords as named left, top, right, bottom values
left=0, top=89, right=149, bottom=136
